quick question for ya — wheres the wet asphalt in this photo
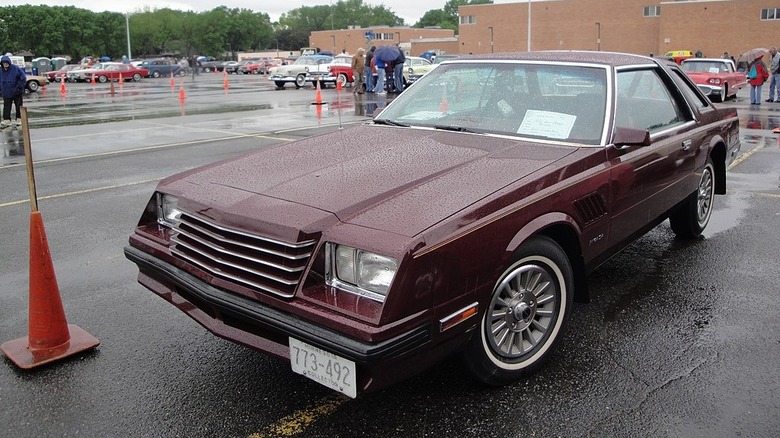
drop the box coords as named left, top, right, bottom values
left=0, top=73, right=779, bottom=438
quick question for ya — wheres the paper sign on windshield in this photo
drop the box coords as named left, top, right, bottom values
left=517, top=110, right=576, bottom=139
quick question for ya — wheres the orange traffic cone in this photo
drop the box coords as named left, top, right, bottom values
left=223, top=71, right=229, bottom=92
left=439, top=86, right=448, bottom=112
left=311, top=80, right=325, bottom=105
left=41, top=83, right=46, bottom=96
left=91, top=74, right=96, bottom=85
left=170, top=71, right=175, bottom=90
left=59, top=78, right=66, bottom=95
left=178, top=82, right=186, bottom=100
left=118, top=73, right=124, bottom=89
left=336, top=78, right=343, bottom=92
left=0, top=212, right=100, bottom=369
left=109, top=80, right=115, bottom=96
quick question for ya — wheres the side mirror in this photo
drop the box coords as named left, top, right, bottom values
left=613, top=126, right=651, bottom=148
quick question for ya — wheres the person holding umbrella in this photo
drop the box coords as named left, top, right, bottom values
left=746, top=54, right=769, bottom=105
left=372, top=45, right=400, bottom=95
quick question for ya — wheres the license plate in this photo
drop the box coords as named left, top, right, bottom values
left=289, top=337, right=357, bottom=398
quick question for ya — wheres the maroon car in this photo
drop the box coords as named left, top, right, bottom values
left=125, top=51, right=740, bottom=398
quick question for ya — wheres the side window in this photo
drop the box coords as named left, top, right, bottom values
left=615, top=69, right=688, bottom=132
left=669, top=68, right=710, bottom=112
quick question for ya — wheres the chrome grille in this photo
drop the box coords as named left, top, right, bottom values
left=171, top=212, right=317, bottom=298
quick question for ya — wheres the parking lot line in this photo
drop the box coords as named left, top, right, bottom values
left=246, top=393, right=350, bottom=437
left=0, top=178, right=161, bottom=209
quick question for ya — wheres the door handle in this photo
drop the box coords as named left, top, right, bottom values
left=682, top=139, right=692, bottom=151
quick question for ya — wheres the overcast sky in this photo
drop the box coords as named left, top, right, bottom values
left=3, top=0, right=518, bottom=27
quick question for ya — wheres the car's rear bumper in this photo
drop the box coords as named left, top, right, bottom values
left=124, top=244, right=444, bottom=392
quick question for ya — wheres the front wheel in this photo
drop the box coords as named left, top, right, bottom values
left=295, top=74, right=307, bottom=88
left=132, top=73, right=142, bottom=82
left=337, top=73, right=348, bottom=87
left=98, top=75, right=108, bottom=83
left=462, top=236, right=573, bottom=386
left=26, top=81, right=39, bottom=92
left=152, top=71, right=161, bottom=78
left=669, top=158, right=715, bottom=238
left=713, top=86, right=726, bottom=103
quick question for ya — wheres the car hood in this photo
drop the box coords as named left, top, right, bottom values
left=162, top=125, right=577, bottom=238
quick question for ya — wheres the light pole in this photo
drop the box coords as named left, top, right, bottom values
left=489, top=26, right=494, bottom=53
left=125, top=12, right=132, bottom=61
left=595, top=22, right=601, bottom=51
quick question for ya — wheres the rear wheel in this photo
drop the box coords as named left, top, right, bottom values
left=26, top=80, right=39, bottom=92
left=98, top=75, right=108, bottom=83
left=669, top=157, right=715, bottom=238
left=463, top=236, right=573, bottom=386
left=203, top=67, right=212, bottom=73
left=132, top=73, right=142, bottom=82
left=152, top=71, right=161, bottom=78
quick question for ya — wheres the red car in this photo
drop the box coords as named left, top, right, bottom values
left=681, top=58, right=747, bottom=102
left=47, top=64, right=82, bottom=82
left=125, top=52, right=740, bottom=398
left=83, top=64, right=149, bottom=83
left=326, top=54, right=355, bottom=87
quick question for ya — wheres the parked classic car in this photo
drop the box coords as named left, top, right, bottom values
left=125, top=51, right=740, bottom=398
left=681, top=58, right=747, bottom=102
left=324, top=54, right=354, bottom=87
left=664, top=50, right=694, bottom=64
left=82, top=64, right=149, bottom=83
left=47, top=64, right=82, bottom=82
left=267, top=54, right=335, bottom=88
left=67, top=62, right=122, bottom=82
left=403, top=56, right=434, bottom=84
left=140, top=59, right=183, bottom=78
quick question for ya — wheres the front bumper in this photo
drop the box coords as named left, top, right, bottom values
left=124, top=245, right=434, bottom=389
left=269, top=73, right=336, bottom=84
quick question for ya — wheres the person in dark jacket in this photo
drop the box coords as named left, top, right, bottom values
left=392, top=45, right=405, bottom=93
left=0, top=54, right=27, bottom=128
left=364, top=46, right=375, bottom=93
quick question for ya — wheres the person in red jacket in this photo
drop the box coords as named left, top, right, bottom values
left=747, top=56, right=769, bottom=105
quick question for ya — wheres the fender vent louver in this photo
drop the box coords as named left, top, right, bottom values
left=573, top=193, right=608, bottom=225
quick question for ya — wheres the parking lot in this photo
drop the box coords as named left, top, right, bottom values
left=1, top=72, right=779, bottom=437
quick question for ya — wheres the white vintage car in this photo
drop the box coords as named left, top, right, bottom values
left=268, top=55, right=335, bottom=89
left=403, top=56, right=435, bottom=84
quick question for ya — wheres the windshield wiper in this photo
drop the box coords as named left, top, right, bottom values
left=432, top=124, right=481, bottom=134
left=373, top=119, right=409, bottom=127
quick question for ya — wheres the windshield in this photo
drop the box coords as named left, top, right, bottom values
left=682, top=61, right=728, bottom=73
left=376, top=62, right=609, bottom=145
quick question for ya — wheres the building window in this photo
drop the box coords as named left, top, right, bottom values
left=459, top=15, right=477, bottom=25
left=374, top=33, right=394, bottom=40
left=761, top=8, right=780, bottom=20
left=643, top=6, right=661, bottom=17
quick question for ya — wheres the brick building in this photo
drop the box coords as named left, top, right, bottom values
left=309, top=27, right=456, bottom=56
left=458, top=0, right=780, bottom=58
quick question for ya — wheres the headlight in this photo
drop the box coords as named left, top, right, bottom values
left=156, top=193, right=181, bottom=227
left=326, top=244, right=398, bottom=302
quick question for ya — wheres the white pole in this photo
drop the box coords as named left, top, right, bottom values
left=125, top=12, right=132, bottom=61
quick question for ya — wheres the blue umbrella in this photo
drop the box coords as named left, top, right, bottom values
left=373, top=45, right=400, bottom=64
